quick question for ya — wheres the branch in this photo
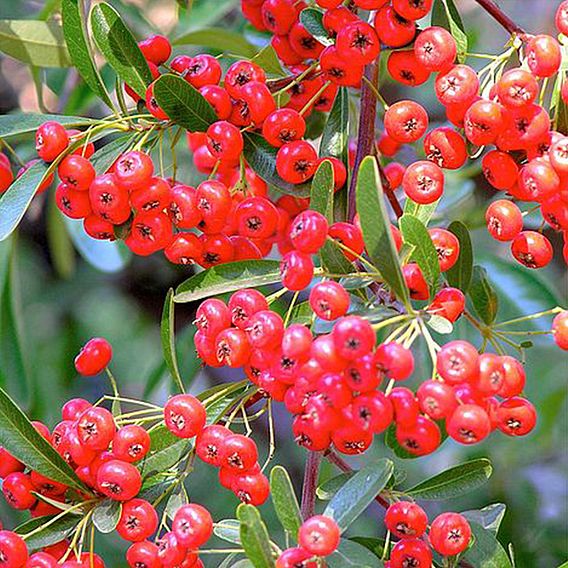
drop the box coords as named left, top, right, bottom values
left=377, top=158, right=404, bottom=219
left=300, top=451, right=321, bottom=519
left=473, top=0, right=526, bottom=35
left=348, top=61, right=379, bottom=221
left=325, top=450, right=390, bottom=509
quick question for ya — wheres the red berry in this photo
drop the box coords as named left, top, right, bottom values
left=280, top=251, right=314, bottom=290
left=436, top=340, right=479, bottom=384
left=414, top=26, right=456, bottom=71
left=74, top=338, right=112, bottom=376
left=276, top=547, right=317, bottom=568
left=526, top=34, right=561, bottom=77
left=89, top=174, right=131, bottom=225
left=429, top=512, right=472, bottom=556
left=125, top=212, right=173, bottom=256
left=390, top=538, right=432, bottom=568
left=117, top=498, right=158, bottom=542
left=552, top=311, right=568, bottom=350
left=320, top=46, right=364, bottom=87
left=114, top=151, right=154, bottom=190
left=497, top=397, right=537, bottom=436
left=384, top=100, right=429, bottom=144
left=36, top=122, right=69, bottom=162
left=402, top=160, right=444, bottom=204
left=2, top=472, right=36, bottom=510
left=138, top=34, right=172, bottom=65
left=485, top=200, right=523, bottom=242
left=58, top=155, right=95, bottom=191
left=417, top=379, right=458, bottom=420
left=164, top=394, right=206, bottom=439
left=511, top=231, right=553, bottom=269
left=435, top=64, right=479, bottom=106
left=429, top=228, right=460, bottom=272
left=336, top=21, right=380, bottom=65
left=126, top=541, right=160, bottom=568
left=298, top=515, right=340, bottom=557
left=276, top=141, right=318, bottom=185
left=332, top=316, right=375, bottom=360
left=427, top=287, right=465, bottom=323
left=97, top=460, right=142, bottom=501
left=385, top=501, right=428, bottom=539
left=55, top=184, right=92, bottom=219
left=464, top=99, right=503, bottom=146
left=309, top=281, right=350, bottom=321
left=387, top=49, right=431, bottom=87
left=423, top=127, right=467, bottom=170
left=0, top=530, right=29, bottom=567
left=396, top=415, right=441, bottom=456
left=77, top=406, right=116, bottom=451
left=232, top=470, right=270, bottom=506
left=403, top=263, right=429, bottom=300
left=447, top=404, right=491, bottom=444
left=374, top=342, right=415, bottom=381
left=172, top=503, right=213, bottom=549
left=113, top=425, right=151, bottom=463
left=289, top=210, right=328, bottom=253
left=262, top=109, right=306, bottom=148
left=482, top=150, right=519, bottom=190
left=195, top=424, right=232, bottom=466
left=374, top=5, right=416, bottom=48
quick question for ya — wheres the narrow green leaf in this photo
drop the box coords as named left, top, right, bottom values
left=299, top=8, right=333, bottom=46
left=356, top=156, right=410, bottom=307
left=469, top=265, right=499, bottom=325
left=165, top=486, right=188, bottom=520
left=15, top=514, right=79, bottom=550
left=462, top=522, right=513, bottom=568
left=406, top=458, right=492, bottom=500
left=161, top=289, right=184, bottom=393
left=324, top=458, right=394, bottom=532
left=0, top=113, right=93, bottom=138
left=426, top=314, right=453, bottom=335
left=327, top=539, right=383, bottom=568
left=237, top=504, right=275, bottom=568
left=174, top=260, right=281, bottom=303
left=47, top=198, right=75, bottom=279
left=403, top=198, right=440, bottom=226
left=243, top=132, right=311, bottom=197
left=270, top=466, right=302, bottom=536
left=90, top=2, right=152, bottom=98
left=62, top=0, right=113, bottom=106
left=92, top=499, right=122, bottom=534
left=252, top=44, right=286, bottom=77
left=431, top=0, right=468, bottom=63
left=320, top=87, right=349, bottom=164
left=174, top=27, right=256, bottom=57
left=0, top=387, right=88, bottom=491
left=446, top=220, right=473, bottom=292
left=463, top=503, right=507, bottom=535
left=0, top=160, right=48, bottom=242
left=153, top=74, right=217, bottom=132
left=400, top=214, right=440, bottom=296
left=214, top=519, right=242, bottom=545
left=317, top=472, right=354, bottom=501
left=0, top=20, right=71, bottom=67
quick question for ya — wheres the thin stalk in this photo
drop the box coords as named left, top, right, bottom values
left=472, top=0, right=526, bottom=35
left=300, top=451, right=322, bottom=519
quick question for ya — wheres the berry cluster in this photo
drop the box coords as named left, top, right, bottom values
left=277, top=514, right=340, bottom=567
left=384, top=503, right=471, bottom=566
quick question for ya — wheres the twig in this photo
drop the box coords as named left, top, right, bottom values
left=376, top=157, right=404, bottom=219
left=325, top=450, right=390, bottom=509
left=300, top=451, right=322, bottom=519
left=472, top=0, right=526, bottom=35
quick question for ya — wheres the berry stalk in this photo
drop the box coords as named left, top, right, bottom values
left=473, top=0, right=526, bottom=35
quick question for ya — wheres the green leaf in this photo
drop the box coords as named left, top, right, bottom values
left=299, top=8, right=333, bottom=47
left=174, top=27, right=256, bottom=57
left=92, top=499, right=122, bottom=534
left=270, top=466, right=302, bottom=536
left=400, top=214, right=440, bottom=296
left=237, top=504, right=275, bottom=568
left=406, top=458, right=493, bottom=500
left=431, top=0, right=468, bottom=63
left=462, top=522, right=513, bottom=568
left=0, top=20, right=71, bottom=67
left=356, top=156, right=410, bottom=308
left=252, top=44, right=286, bottom=77
left=327, top=539, right=383, bottom=568
left=403, top=198, right=440, bottom=226
left=62, top=0, right=113, bottom=106
left=214, top=519, right=242, bottom=545
left=324, top=458, right=393, bottom=532
left=174, top=260, right=281, bottom=303
left=47, top=197, right=75, bottom=280
left=317, top=472, right=353, bottom=501
left=90, top=2, right=152, bottom=98
left=243, top=132, right=311, bottom=197
left=0, top=113, right=93, bottom=138
left=469, top=265, right=499, bottom=325
left=463, top=503, right=507, bottom=535
left=165, top=486, right=188, bottom=520
left=446, top=220, right=473, bottom=292
left=153, top=74, right=218, bottom=132
left=161, top=289, right=184, bottom=393
left=426, top=314, right=453, bottom=335
left=0, top=160, right=49, bottom=241
left=15, top=514, right=79, bottom=550
left=91, top=135, right=136, bottom=175
left=320, top=86, right=349, bottom=163
left=0, top=387, right=88, bottom=492
left=64, top=217, right=131, bottom=274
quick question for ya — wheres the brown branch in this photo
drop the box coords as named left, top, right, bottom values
left=472, top=0, right=526, bottom=35
left=325, top=450, right=390, bottom=509
left=348, top=61, right=379, bottom=221
left=301, top=451, right=322, bottom=519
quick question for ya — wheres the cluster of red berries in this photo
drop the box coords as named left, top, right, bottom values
left=383, top=503, right=471, bottom=567
left=276, top=515, right=340, bottom=567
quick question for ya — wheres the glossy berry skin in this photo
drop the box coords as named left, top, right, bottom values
left=402, top=263, right=429, bottom=300
left=497, top=397, right=537, bottom=436
left=0, top=530, right=29, bottom=567
left=374, top=6, right=416, bottom=48
left=384, top=100, right=428, bottom=144
left=464, top=99, right=503, bottom=146
left=117, top=498, right=159, bottom=542
left=155, top=531, right=186, bottom=567
left=525, top=34, right=561, bottom=77
left=552, top=311, right=568, bottom=350
left=77, top=406, right=115, bottom=451
left=298, top=515, right=340, bottom=557
left=402, top=160, right=444, bottom=204
left=511, top=231, right=553, bottom=269
left=390, top=538, right=432, bottom=568
left=276, top=141, right=318, bottom=185
left=235, top=197, right=279, bottom=239
left=2, top=472, right=36, bottom=510
left=172, top=503, right=212, bottom=549
left=228, top=289, right=269, bottom=329
left=280, top=251, right=314, bottom=291
left=58, top=155, right=95, bottom=191
left=232, top=470, right=270, bottom=506
left=195, top=298, right=231, bottom=338
left=309, top=281, right=350, bottom=321
left=164, top=233, right=202, bottom=265
left=485, top=200, right=523, bottom=242
left=164, top=394, right=206, bottom=439
left=74, top=338, right=112, bottom=376
left=385, top=502, right=428, bottom=539
left=220, top=434, right=258, bottom=472
left=427, top=287, right=465, bottom=323
left=138, top=34, right=172, bottom=65
left=482, top=150, right=519, bottom=190
left=429, top=228, right=460, bottom=272
left=435, top=64, right=479, bottom=106
left=206, top=121, right=243, bottom=162
left=114, top=151, right=154, bottom=190
left=126, top=541, right=160, bottom=568
left=328, top=221, right=364, bottom=262
left=417, top=379, right=458, bottom=420
left=387, top=49, right=431, bottom=87
left=289, top=210, right=328, bottom=254
left=436, top=340, right=479, bottom=384
left=55, top=185, right=92, bottom=219
left=113, top=425, right=151, bottom=463
left=396, top=415, right=441, bottom=456
left=320, top=46, right=364, bottom=87
left=276, top=547, right=317, bottom=568
left=97, top=460, right=142, bottom=501
left=374, top=342, right=414, bottom=381
left=497, top=68, right=538, bottom=108
left=336, top=21, right=380, bottom=65
left=423, top=127, right=467, bottom=170
left=414, top=26, right=456, bottom=71
left=195, top=424, right=232, bottom=466
left=332, top=316, right=375, bottom=360
left=429, top=512, right=472, bottom=556
left=0, top=447, right=24, bottom=478
left=26, top=552, right=57, bottom=567
left=36, top=122, right=69, bottom=162
left=448, top=404, right=491, bottom=444
left=262, top=109, right=306, bottom=148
